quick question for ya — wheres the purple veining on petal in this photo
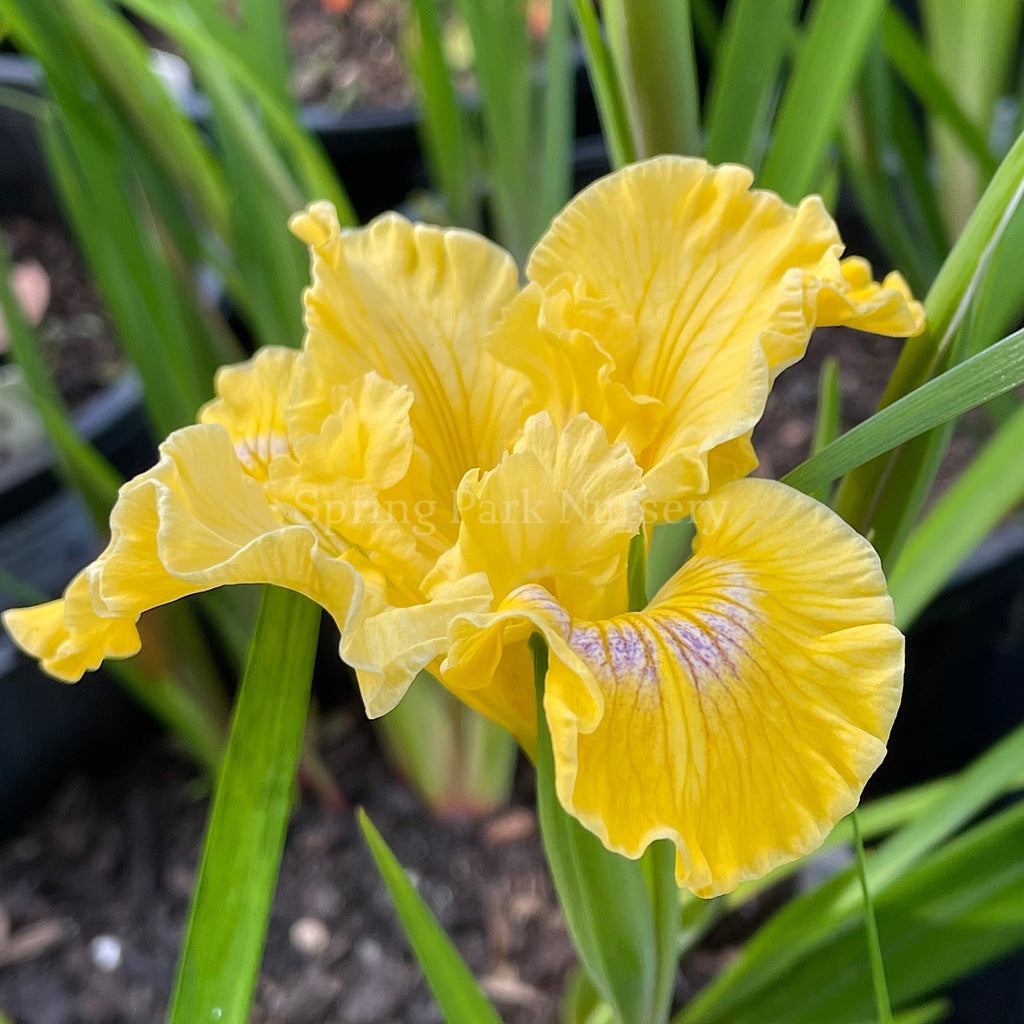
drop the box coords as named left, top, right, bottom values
left=569, top=620, right=660, bottom=688
left=569, top=624, right=608, bottom=664
left=566, top=583, right=759, bottom=692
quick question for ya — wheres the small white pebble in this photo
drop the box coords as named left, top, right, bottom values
left=89, top=935, right=123, bottom=972
left=354, top=936, right=385, bottom=967
left=289, top=916, right=330, bottom=957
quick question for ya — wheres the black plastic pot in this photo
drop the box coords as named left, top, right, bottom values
left=0, top=54, right=51, bottom=222
left=0, top=374, right=156, bottom=833
left=872, top=523, right=1024, bottom=795
left=0, top=53, right=161, bottom=827
left=200, top=46, right=604, bottom=222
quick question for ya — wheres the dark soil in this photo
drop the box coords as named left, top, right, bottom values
left=754, top=325, right=987, bottom=498
left=287, top=0, right=415, bottom=110
left=0, top=712, right=576, bottom=1024
left=0, top=695, right=782, bottom=1024
left=1, top=218, right=124, bottom=409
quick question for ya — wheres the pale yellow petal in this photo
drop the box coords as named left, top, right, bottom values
left=348, top=572, right=494, bottom=718
left=489, top=279, right=664, bottom=454
left=289, top=205, right=528, bottom=518
left=426, top=412, right=644, bottom=619
left=200, top=346, right=303, bottom=481
left=3, top=424, right=364, bottom=690
left=816, top=257, right=926, bottom=335
left=437, top=479, right=902, bottom=896
left=2, top=574, right=141, bottom=683
left=354, top=412, right=644, bottom=733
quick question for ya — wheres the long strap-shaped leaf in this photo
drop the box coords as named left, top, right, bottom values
left=888, top=401, right=1024, bottom=627
left=569, top=0, right=637, bottom=169
left=166, top=587, right=320, bottom=1024
left=602, top=0, right=700, bottom=158
left=834, top=126, right=1024, bottom=528
left=704, top=0, right=799, bottom=168
left=357, top=811, right=505, bottom=1024
left=757, top=0, right=885, bottom=202
left=782, top=325, right=1024, bottom=497
left=881, top=6, right=997, bottom=178
left=677, top=719, right=1024, bottom=1023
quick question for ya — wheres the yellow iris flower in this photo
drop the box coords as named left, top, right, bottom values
left=3, top=157, right=923, bottom=896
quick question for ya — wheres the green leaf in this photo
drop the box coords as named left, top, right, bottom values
left=537, top=0, right=575, bottom=238
left=116, top=0, right=355, bottom=222
left=238, top=0, right=292, bottom=106
left=11, top=0, right=230, bottom=236
left=451, top=0, right=532, bottom=258
left=569, top=0, right=637, bottom=170
left=627, top=532, right=648, bottom=612
left=167, top=587, right=320, bottom=1024
left=851, top=812, right=893, bottom=1024
left=678, top=719, right=1024, bottom=1024
left=881, top=6, right=997, bottom=179
left=809, top=356, right=841, bottom=503
left=888, top=400, right=1024, bottom=626
left=704, top=0, right=799, bottom=167
left=782, top=325, right=1024, bottom=497
left=603, top=0, right=701, bottom=158
left=689, top=0, right=720, bottom=54
left=758, top=0, right=885, bottom=202
left=841, top=47, right=946, bottom=296
left=642, top=838, right=682, bottom=1024
left=40, top=113, right=203, bottom=435
left=920, top=0, right=1021, bottom=237
left=357, top=810, right=505, bottom=1024
left=106, top=658, right=223, bottom=782
left=374, top=671, right=516, bottom=814
left=406, top=0, right=475, bottom=228
left=684, top=802, right=1024, bottom=1024
left=646, top=518, right=695, bottom=601
left=834, top=126, right=1024, bottom=528
left=0, top=230, right=121, bottom=523
left=532, top=636, right=665, bottom=1024
left=883, top=1003, right=951, bottom=1024
left=196, top=54, right=308, bottom=348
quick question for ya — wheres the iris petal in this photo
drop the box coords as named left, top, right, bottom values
left=492, top=156, right=925, bottom=513
left=440, top=478, right=902, bottom=896
left=3, top=424, right=362, bottom=684
left=289, top=204, right=528, bottom=527
left=354, top=412, right=646, bottom=734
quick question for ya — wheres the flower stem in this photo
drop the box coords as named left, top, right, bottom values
left=851, top=809, right=894, bottom=1024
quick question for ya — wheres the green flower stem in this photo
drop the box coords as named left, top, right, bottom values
left=851, top=811, right=894, bottom=1024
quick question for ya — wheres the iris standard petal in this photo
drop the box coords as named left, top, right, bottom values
left=289, top=204, right=528, bottom=531
left=2, top=357, right=426, bottom=714
left=427, top=412, right=645, bottom=615
left=491, top=156, right=924, bottom=513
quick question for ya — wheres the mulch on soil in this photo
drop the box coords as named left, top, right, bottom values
left=287, top=0, right=415, bottom=110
